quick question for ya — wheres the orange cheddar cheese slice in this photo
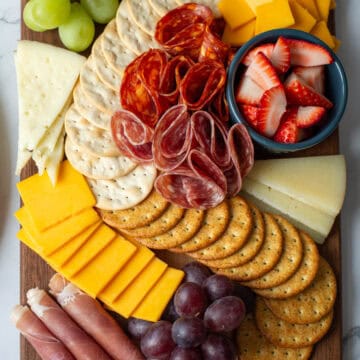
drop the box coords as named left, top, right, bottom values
left=107, top=258, right=167, bottom=318
left=311, top=21, right=335, bottom=48
left=99, top=245, right=155, bottom=303
left=17, top=228, right=41, bottom=255
left=71, top=235, right=137, bottom=298
left=15, top=207, right=100, bottom=255
left=289, top=0, right=317, bottom=32
left=60, top=224, right=116, bottom=278
left=132, top=267, right=184, bottom=322
left=218, top=0, right=255, bottom=29
left=17, top=160, right=96, bottom=232
left=222, top=20, right=256, bottom=46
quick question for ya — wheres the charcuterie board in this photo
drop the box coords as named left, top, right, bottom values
left=19, top=0, right=342, bottom=359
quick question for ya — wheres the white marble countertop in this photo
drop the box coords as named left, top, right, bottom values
left=0, top=1, right=359, bottom=359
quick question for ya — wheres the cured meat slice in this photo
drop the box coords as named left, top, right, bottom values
left=160, top=55, right=194, bottom=104
left=153, top=105, right=193, bottom=171
left=155, top=3, right=213, bottom=59
left=111, top=110, right=154, bottom=163
left=179, top=60, right=226, bottom=110
left=207, top=89, right=229, bottom=123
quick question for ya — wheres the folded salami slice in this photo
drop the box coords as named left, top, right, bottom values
left=179, top=60, right=226, bottom=110
left=111, top=110, right=154, bottom=163
left=207, top=89, right=229, bottom=123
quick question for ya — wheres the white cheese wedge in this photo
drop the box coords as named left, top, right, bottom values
left=241, top=178, right=336, bottom=244
left=15, top=40, right=86, bottom=175
left=247, top=155, right=346, bottom=217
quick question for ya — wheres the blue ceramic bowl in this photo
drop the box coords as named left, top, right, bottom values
left=226, top=29, right=348, bottom=153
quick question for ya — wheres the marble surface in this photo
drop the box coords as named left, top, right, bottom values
left=0, top=1, right=359, bottom=359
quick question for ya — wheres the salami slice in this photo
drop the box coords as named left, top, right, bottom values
left=111, top=110, right=153, bottom=163
left=207, top=89, right=229, bottom=123
left=179, top=60, right=226, bottom=110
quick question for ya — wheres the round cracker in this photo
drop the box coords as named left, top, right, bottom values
left=116, top=0, right=160, bottom=55
left=80, top=56, right=119, bottom=114
left=243, top=215, right=303, bottom=289
left=101, top=19, right=137, bottom=75
left=189, top=197, right=253, bottom=261
left=148, top=0, right=179, bottom=16
left=73, top=84, right=112, bottom=130
left=171, top=201, right=230, bottom=253
left=201, top=205, right=265, bottom=268
left=92, top=35, right=123, bottom=92
left=254, top=232, right=320, bottom=299
left=120, top=204, right=185, bottom=238
left=212, top=213, right=283, bottom=281
left=264, top=257, right=337, bottom=324
left=135, top=209, right=205, bottom=249
left=255, top=297, right=333, bottom=348
left=64, top=104, right=120, bottom=157
left=65, top=136, right=136, bottom=180
left=237, top=313, right=313, bottom=360
left=126, top=0, right=160, bottom=36
left=87, top=163, right=157, bottom=210
left=175, top=0, right=221, bottom=17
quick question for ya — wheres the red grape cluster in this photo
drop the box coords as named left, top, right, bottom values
left=128, top=262, right=255, bottom=360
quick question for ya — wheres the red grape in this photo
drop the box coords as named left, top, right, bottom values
left=163, top=300, right=180, bottom=322
left=182, top=262, right=212, bottom=285
left=128, top=317, right=153, bottom=340
left=203, top=274, right=234, bottom=301
left=201, top=333, right=237, bottom=360
left=233, top=283, right=255, bottom=313
left=170, top=347, right=202, bottom=360
left=140, top=321, right=175, bottom=359
left=204, top=296, right=245, bottom=332
left=171, top=317, right=206, bottom=348
left=174, top=283, right=208, bottom=317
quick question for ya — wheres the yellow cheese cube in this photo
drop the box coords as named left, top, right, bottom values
left=222, top=20, right=256, bottom=46
left=330, top=0, right=336, bottom=10
left=296, top=0, right=320, bottom=19
left=246, top=0, right=271, bottom=13
left=61, top=224, right=116, bottom=278
left=17, top=160, right=96, bottom=232
left=99, top=245, right=155, bottom=303
left=332, top=36, right=341, bottom=52
left=132, top=268, right=184, bottom=322
left=289, top=0, right=317, bottom=32
left=15, top=207, right=100, bottom=255
left=71, top=236, right=137, bottom=298
left=47, top=221, right=101, bottom=268
left=255, top=0, right=295, bottom=35
left=315, top=0, right=331, bottom=21
left=108, top=258, right=167, bottom=318
left=311, top=21, right=335, bottom=48
left=17, top=228, right=41, bottom=255
left=218, top=0, right=255, bottom=29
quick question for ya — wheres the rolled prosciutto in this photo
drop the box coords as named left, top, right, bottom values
left=49, top=274, right=145, bottom=360
left=11, top=305, right=75, bottom=360
left=27, top=288, right=111, bottom=360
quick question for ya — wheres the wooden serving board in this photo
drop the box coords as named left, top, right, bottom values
left=19, top=1, right=342, bottom=359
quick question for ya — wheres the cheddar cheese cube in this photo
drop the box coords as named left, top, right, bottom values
left=311, top=21, right=335, bottom=48
left=332, top=36, right=341, bottom=52
left=315, top=0, right=331, bottom=21
left=296, top=0, right=320, bottom=19
left=255, top=0, right=295, bottom=35
left=222, top=20, right=256, bottom=46
left=218, top=0, right=255, bottom=29
left=246, top=0, right=271, bottom=13
left=289, top=0, right=317, bottom=32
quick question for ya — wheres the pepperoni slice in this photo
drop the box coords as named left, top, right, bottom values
left=153, top=105, right=193, bottom=171
left=179, top=60, right=226, bottom=110
left=111, top=110, right=154, bottom=163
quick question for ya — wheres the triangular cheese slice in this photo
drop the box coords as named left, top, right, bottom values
left=15, top=40, right=85, bottom=174
left=246, top=155, right=346, bottom=217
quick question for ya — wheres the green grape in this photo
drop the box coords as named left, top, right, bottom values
left=30, top=0, right=71, bottom=30
left=58, top=3, right=95, bottom=52
left=80, top=0, right=119, bottom=24
left=23, top=1, right=46, bottom=32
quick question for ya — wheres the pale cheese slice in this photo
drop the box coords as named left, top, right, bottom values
left=247, top=155, right=346, bottom=217
left=241, top=178, right=336, bottom=244
left=15, top=41, right=86, bottom=174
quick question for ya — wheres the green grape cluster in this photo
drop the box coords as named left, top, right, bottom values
left=23, top=0, right=119, bottom=52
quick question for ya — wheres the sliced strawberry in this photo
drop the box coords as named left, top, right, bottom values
left=286, top=38, right=334, bottom=66
left=270, top=36, right=290, bottom=73
left=273, top=109, right=300, bottom=143
left=295, top=106, right=326, bottom=128
left=293, top=66, right=325, bottom=94
left=285, top=75, right=333, bottom=109
left=242, top=43, right=275, bottom=66
left=257, top=85, right=287, bottom=137
left=245, top=52, right=281, bottom=91
left=235, top=76, right=265, bottom=105
left=240, top=104, right=259, bottom=129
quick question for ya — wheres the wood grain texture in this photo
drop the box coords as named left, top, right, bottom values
left=19, top=1, right=342, bottom=359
